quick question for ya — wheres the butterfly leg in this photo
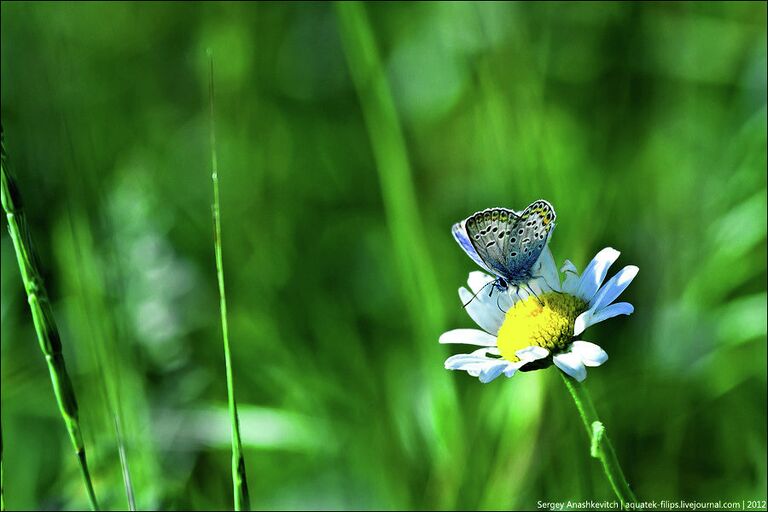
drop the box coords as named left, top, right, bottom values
left=531, top=273, right=563, bottom=295
left=495, top=290, right=509, bottom=314
left=524, top=282, right=545, bottom=306
left=512, top=283, right=524, bottom=303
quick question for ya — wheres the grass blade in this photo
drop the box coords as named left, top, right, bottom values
left=0, top=127, right=100, bottom=510
left=335, top=3, right=465, bottom=507
left=1, top=422, right=4, bottom=512
left=207, top=51, right=251, bottom=511
left=114, top=414, right=136, bottom=510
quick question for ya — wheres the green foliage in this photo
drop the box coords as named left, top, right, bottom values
left=1, top=2, right=766, bottom=510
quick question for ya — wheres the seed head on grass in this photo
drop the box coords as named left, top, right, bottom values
left=1, top=126, right=100, bottom=511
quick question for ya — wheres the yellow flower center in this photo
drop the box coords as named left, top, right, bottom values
left=497, top=292, right=588, bottom=362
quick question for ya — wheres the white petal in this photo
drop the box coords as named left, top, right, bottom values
left=467, top=271, right=495, bottom=295
left=571, top=340, right=608, bottom=367
left=444, top=347, right=499, bottom=369
left=590, top=302, right=634, bottom=325
left=459, top=287, right=505, bottom=334
left=553, top=351, right=587, bottom=382
left=589, top=265, right=639, bottom=310
left=479, top=361, right=510, bottom=383
left=439, top=329, right=498, bottom=346
left=534, top=246, right=561, bottom=292
left=503, top=362, right=525, bottom=377
left=560, top=259, right=579, bottom=274
left=573, top=310, right=592, bottom=337
left=444, top=353, right=492, bottom=370
left=573, top=302, right=634, bottom=336
left=515, top=345, right=549, bottom=363
left=444, top=351, right=510, bottom=383
left=560, top=259, right=581, bottom=295
left=576, top=248, right=620, bottom=303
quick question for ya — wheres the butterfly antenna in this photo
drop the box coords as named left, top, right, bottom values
left=462, top=280, right=495, bottom=308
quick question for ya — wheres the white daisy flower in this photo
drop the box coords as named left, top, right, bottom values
left=439, top=247, right=638, bottom=383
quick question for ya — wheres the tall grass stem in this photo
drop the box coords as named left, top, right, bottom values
left=1, top=128, right=100, bottom=510
left=1, top=423, right=4, bottom=511
left=207, top=51, right=251, bottom=512
left=114, top=415, right=136, bottom=510
left=335, top=3, right=466, bottom=506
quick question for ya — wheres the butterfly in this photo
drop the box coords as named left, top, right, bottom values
left=452, top=200, right=556, bottom=298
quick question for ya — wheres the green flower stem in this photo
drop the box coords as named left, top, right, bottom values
left=1, top=128, right=100, bottom=510
left=560, top=372, right=637, bottom=509
left=207, top=51, right=251, bottom=511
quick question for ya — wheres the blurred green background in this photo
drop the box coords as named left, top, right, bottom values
left=1, top=1, right=766, bottom=510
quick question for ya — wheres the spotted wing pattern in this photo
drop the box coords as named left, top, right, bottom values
left=451, top=221, right=494, bottom=274
left=452, top=200, right=556, bottom=284
left=463, top=207, right=521, bottom=279
left=503, top=199, right=556, bottom=280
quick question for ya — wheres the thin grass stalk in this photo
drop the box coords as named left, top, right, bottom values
left=560, top=372, right=637, bottom=509
left=1, top=423, right=4, bottom=511
left=62, top=202, right=141, bottom=510
left=114, top=414, right=136, bottom=510
left=0, top=127, right=99, bottom=510
left=334, top=1, right=444, bottom=335
left=335, top=3, right=464, bottom=507
left=207, top=51, right=251, bottom=512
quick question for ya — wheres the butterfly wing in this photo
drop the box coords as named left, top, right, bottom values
left=504, top=199, right=556, bottom=281
left=461, top=207, right=521, bottom=279
left=452, top=220, right=494, bottom=274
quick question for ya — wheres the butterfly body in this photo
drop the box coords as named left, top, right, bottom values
left=452, top=200, right=556, bottom=294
